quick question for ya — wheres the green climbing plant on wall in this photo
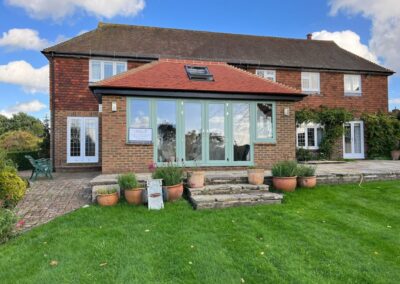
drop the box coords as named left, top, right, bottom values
left=296, top=106, right=353, bottom=159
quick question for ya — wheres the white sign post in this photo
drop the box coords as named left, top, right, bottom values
left=147, top=179, right=164, bottom=210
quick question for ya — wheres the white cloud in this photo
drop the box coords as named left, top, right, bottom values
left=0, top=61, right=48, bottom=93
left=6, top=0, right=146, bottom=20
left=0, top=100, right=47, bottom=118
left=329, top=0, right=400, bottom=73
left=389, top=98, right=400, bottom=104
left=312, top=30, right=378, bottom=63
left=0, top=28, right=50, bottom=50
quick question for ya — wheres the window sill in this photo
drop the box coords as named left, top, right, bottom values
left=302, top=91, right=321, bottom=95
left=126, top=141, right=153, bottom=145
left=344, top=93, right=362, bottom=97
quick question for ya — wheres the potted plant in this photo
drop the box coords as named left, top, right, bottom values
left=152, top=164, right=183, bottom=201
left=97, top=187, right=119, bottom=206
left=118, top=173, right=144, bottom=205
left=297, top=164, right=317, bottom=188
left=271, top=161, right=298, bottom=192
left=247, top=166, right=265, bottom=185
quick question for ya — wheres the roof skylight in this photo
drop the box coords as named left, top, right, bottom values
left=185, top=65, right=214, bottom=81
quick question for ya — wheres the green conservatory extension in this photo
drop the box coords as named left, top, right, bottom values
left=126, top=98, right=276, bottom=167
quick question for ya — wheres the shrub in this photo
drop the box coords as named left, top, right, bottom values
left=0, top=209, right=17, bottom=243
left=0, top=169, right=27, bottom=208
left=296, top=148, right=314, bottom=162
left=362, top=113, right=400, bottom=158
left=271, top=161, right=298, bottom=177
left=297, top=164, right=316, bottom=177
left=6, top=151, right=39, bottom=171
left=0, top=130, right=41, bottom=152
left=97, top=187, right=118, bottom=195
left=118, top=173, right=139, bottom=190
left=0, top=149, right=16, bottom=172
left=152, top=164, right=183, bottom=186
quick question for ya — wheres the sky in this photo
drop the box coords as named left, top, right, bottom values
left=0, top=0, right=399, bottom=120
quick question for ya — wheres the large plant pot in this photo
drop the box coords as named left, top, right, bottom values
left=164, top=183, right=183, bottom=201
left=391, top=150, right=400, bottom=160
left=97, top=192, right=119, bottom=206
left=124, top=188, right=144, bottom=205
left=297, top=176, right=317, bottom=188
left=272, top=177, right=297, bottom=192
left=247, top=169, right=265, bottom=185
left=187, top=171, right=205, bottom=188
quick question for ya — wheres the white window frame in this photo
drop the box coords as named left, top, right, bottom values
left=67, top=117, right=99, bottom=163
left=255, top=69, right=276, bottom=82
left=301, top=72, right=320, bottom=94
left=89, top=59, right=127, bottom=82
left=296, top=123, right=323, bottom=150
left=344, top=74, right=362, bottom=96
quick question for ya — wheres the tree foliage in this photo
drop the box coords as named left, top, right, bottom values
left=0, top=113, right=44, bottom=137
left=0, top=131, right=42, bottom=152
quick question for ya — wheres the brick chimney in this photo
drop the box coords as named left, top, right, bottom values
left=307, top=33, right=313, bottom=40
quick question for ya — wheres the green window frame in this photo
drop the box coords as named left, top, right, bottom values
left=126, top=97, right=277, bottom=167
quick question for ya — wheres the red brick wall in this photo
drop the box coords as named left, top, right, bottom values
left=243, top=67, right=389, bottom=115
left=51, top=57, right=147, bottom=171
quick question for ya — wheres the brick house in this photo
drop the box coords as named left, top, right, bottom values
left=42, top=23, right=394, bottom=173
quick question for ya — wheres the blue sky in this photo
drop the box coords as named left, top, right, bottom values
left=0, top=0, right=399, bottom=119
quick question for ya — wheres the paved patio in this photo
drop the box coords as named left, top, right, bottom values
left=14, top=160, right=400, bottom=231
left=15, top=171, right=98, bottom=231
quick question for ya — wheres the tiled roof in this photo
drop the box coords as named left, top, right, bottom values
left=93, top=59, right=303, bottom=95
left=43, top=22, right=393, bottom=74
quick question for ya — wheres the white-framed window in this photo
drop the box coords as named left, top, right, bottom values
left=344, top=74, right=362, bottom=96
left=301, top=72, right=320, bottom=93
left=67, top=117, right=99, bottom=163
left=89, top=59, right=127, bottom=82
left=255, top=69, right=276, bottom=82
left=296, top=123, right=323, bottom=150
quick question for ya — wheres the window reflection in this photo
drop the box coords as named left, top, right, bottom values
left=233, top=103, right=250, bottom=161
left=157, top=101, right=176, bottom=162
left=185, top=103, right=202, bottom=161
left=208, top=104, right=225, bottom=160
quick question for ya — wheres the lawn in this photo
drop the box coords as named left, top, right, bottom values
left=0, top=181, right=399, bottom=283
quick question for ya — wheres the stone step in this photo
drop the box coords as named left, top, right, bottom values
left=190, top=191, right=283, bottom=210
left=189, top=184, right=269, bottom=196
left=205, top=175, right=248, bottom=185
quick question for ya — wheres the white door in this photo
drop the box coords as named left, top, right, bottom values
left=343, top=121, right=365, bottom=159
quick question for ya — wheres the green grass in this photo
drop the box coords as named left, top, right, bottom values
left=1, top=181, right=400, bottom=283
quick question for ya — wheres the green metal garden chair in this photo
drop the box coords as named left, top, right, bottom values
left=25, top=155, right=53, bottom=181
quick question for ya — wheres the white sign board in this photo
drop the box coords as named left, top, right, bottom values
left=129, top=128, right=152, bottom=143
left=147, top=179, right=164, bottom=210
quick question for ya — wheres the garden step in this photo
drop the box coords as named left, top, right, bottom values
left=189, top=184, right=269, bottom=196
left=190, top=191, right=283, bottom=210
left=205, top=176, right=249, bottom=185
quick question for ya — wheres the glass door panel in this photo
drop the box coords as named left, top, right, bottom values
left=208, top=103, right=226, bottom=161
left=156, top=101, right=177, bottom=162
left=232, top=103, right=251, bottom=162
left=184, top=102, right=203, bottom=162
left=354, top=123, right=362, bottom=154
left=344, top=123, right=352, bottom=154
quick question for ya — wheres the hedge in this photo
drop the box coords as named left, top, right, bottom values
left=6, top=151, right=39, bottom=171
left=0, top=209, right=17, bottom=243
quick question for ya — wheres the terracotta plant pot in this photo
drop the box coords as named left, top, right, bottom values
left=247, top=168, right=265, bottom=185
left=187, top=171, right=205, bottom=188
left=124, top=188, right=144, bottom=205
left=97, top=192, right=119, bottom=206
left=272, top=177, right=297, bottom=192
left=391, top=150, right=400, bottom=160
left=164, top=183, right=184, bottom=201
left=297, top=176, right=317, bottom=188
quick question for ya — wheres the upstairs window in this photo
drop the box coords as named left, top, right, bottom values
left=185, top=65, right=214, bottom=81
left=255, top=69, right=276, bottom=82
left=344, top=74, right=362, bottom=96
left=89, top=60, right=127, bottom=82
left=301, top=72, right=320, bottom=94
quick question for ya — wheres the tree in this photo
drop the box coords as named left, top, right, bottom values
left=6, top=113, right=44, bottom=137
left=0, top=115, right=10, bottom=136
left=0, top=130, right=42, bottom=152
left=39, top=115, right=50, bottom=158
